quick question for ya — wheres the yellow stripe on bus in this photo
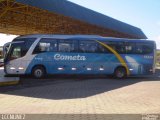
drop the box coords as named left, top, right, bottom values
left=96, top=40, right=130, bottom=76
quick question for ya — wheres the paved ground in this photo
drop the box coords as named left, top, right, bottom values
left=0, top=69, right=160, bottom=115
left=0, top=67, right=19, bottom=86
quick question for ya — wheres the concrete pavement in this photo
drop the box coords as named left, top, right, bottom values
left=0, top=67, right=19, bottom=86
left=0, top=76, right=160, bottom=114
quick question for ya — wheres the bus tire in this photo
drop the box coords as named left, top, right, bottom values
left=114, top=67, right=127, bottom=79
left=32, top=66, right=46, bottom=79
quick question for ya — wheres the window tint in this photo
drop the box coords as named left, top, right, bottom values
left=135, top=43, right=153, bottom=54
left=125, top=42, right=135, bottom=54
left=9, top=44, right=23, bottom=61
left=106, top=42, right=125, bottom=54
left=58, top=40, right=77, bottom=52
left=11, top=47, right=21, bottom=59
left=79, top=40, right=98, bottom=53
left=142, top=44, right=153, bottom=54
left=77, top=40, right=154, bottom=55
left=14, top=38, right=36, bottom=56
left=33, top=38, right=57, bottom=54
left=101, top=41, right=153, bottom=55
left=97, top=44, right=111, bottom=53
left=32, top=38, right=154, bottom=55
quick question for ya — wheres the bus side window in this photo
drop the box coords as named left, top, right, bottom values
left=135, top=43, right=153, bottom=54
left=33, top=38, right=57, bottom=54
left=79, top=40, right=98, bottom=53
left=116, top=42, right=125, bottom=54
left=58, top=40, right=77, bottom=53
left=107, top=42, right=125, bottom=54
left=125, top=42, right=135, bottom=54
left=97, top=44, right=111, bottom=54
left=142, top=44, right=153, bottom=54
left=135, top=44, right=143, bottom=54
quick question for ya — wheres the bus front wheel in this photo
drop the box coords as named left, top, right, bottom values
left=114, top=67, right=127, bottom=79
left=32, top=66, right=46, bottom=79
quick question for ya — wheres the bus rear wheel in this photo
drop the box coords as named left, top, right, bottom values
left=114, top=67, right=127, bottom=79
left=32, top=66, right=46, bottom=79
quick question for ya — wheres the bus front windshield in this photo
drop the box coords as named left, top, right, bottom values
left=9, top=43, right=23, bottom=60
left=4, top=42, right=24, bottom=62
left=4, top=38, right=36, bottom=62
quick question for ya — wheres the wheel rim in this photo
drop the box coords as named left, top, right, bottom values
left=34, top=69, right=43, bottom=78
left=116, top=69, right=125, bottom=78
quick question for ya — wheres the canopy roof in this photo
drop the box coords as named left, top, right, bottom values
left=0, top=0, right=147, bottom=39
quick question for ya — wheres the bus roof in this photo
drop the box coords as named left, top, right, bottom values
left=17, top=34, right=102, bottom=39
left=16, top=34, right=154, bottom=43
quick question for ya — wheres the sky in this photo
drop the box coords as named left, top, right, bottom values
left=0, top=0, right=160, bottom=48
left=68, top=0, right=160, bottom=48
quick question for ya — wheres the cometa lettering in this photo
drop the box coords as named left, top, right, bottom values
left=54, top=54, right=86, bottom=61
